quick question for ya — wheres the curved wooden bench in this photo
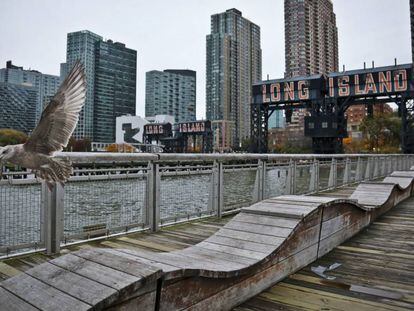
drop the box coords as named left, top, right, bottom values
left=1, top=171, right=414, bottom=311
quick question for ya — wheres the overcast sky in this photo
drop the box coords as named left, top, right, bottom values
left=0, top=0, right=411, bottom=118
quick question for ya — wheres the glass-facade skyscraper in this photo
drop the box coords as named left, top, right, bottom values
left=0, top=61, right=60, bottom=123
left=145, top=70, right=196, bottom=123
left=62, top=30, right=137, bottom=142
left=0, top=82, right=38, bottom=134
left=206, top=8, right=262, bottom=150
left=63, top=30, right=103, bottom=140
left=94, top=40, right=137, bottom=142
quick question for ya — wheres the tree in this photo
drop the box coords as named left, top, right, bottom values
left=343, top=137, right=366, bottom=154
left=65, top=138, right=92, bottom=152
left=0, top=128, right=28, bottom=146
left=359, top=113, right=401, bottom=153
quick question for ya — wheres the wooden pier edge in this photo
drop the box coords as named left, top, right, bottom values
left=1, top=171, right=414, bottom=311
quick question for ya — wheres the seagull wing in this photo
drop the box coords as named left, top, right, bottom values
left=24, top=61, right=86, bottom=155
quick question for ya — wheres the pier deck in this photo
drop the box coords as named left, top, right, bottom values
left=1, top=185, right=414, bottom=310
left=236, top=188, right=414, bottom=310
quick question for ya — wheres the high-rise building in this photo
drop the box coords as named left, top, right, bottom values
left=0, top=82, right=38, bottom=134
left=145, top=69, right=196, bottom=123
left=63, top=30, right=102, bottom=140
left=94, top=40, right=137, bottom=142
left=62, top=30, right=137, bottom=142
left=282, top=0, right=338, bottom=150
left=206, top=8, right=262, bottom=150
left=411, top=0, right=414, bottom=63
left=0, top=61, right=60, bottom=123
left=284, top=0, right=338, bottom=77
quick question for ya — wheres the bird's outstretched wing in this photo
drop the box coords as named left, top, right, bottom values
left=24, top=61, right=86, bottom=155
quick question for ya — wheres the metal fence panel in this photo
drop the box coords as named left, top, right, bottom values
left=0, top=181, right=42, bottom=255
left=159, top=167, right=212, bottom=224
left=223, top=168, right=256, bottom=211
left=295, top=162, right=312, bottom=194
left=63, top=173, right=147, bottom=241
left=265, top=165, right=289, bottom=199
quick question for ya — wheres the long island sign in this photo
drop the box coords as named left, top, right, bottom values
left=255, top=63, right=413, bottom=105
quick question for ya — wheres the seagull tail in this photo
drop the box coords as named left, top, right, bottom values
left=50, top=158, right=73, bottom=184
left=38, top=158, right=73, bottom=187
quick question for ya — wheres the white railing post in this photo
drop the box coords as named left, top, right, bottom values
left=355, top=157, right=363, bottom=181
left=381, top=157, right=386, bottom=177
left=217, top=161, right=224, bottom=217
left=41, top=182, right=64, bottom=255
left=373, top=156, right=379, bottom=179
left=389, top=156, right=394, bottom=174
left=309, top=159, right=319, bottom=193
left=285, top=159, right=296, bottom=195
left=364, top=157, right=371, bottom=180
left=328, top=158, right=337, bottom=188
left=209, top=161, right=224, bottom=218
left=147, top=162, right=160, bottom=232
left=342, top=157, right=351, bottom=185
left=253, top=159, right=266, bottom=202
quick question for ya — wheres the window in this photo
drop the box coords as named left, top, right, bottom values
left=322, top=122, right=328, bottom=128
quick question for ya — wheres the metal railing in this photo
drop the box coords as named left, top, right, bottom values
left=1, top=153, right=413, bottom=257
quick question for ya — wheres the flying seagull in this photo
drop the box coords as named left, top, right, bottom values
left=0, top=61, right=86, bottom=189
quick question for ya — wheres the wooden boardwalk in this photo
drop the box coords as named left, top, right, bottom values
left=236, top=190, right=414, bottom=310
left=0, top=217, right=231, bottom=282
left=1, top=184, right=413, bottom=310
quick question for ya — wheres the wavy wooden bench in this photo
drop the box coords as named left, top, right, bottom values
left=1, top=171, right=414, bottom=311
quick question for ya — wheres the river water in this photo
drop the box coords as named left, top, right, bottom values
left=0, top=166, right=332, bottom=251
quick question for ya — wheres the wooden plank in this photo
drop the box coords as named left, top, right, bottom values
left=195, top=241, right=268, bottom=260
left=205, top=235, right=276, bottom=253
left=242, top=203, right=314, bottom=219
left=1, top=273, right=91, bottom=311
left=25, top=262, right=117, bottom=308
left=235, top=212, right=300, bottom=229
left=275, top=195, right=338, bottom=203
left=117, top=236, right=179, bottom=252
left=178, top=245, right=257, bottom=266
left=224, top=220, right=293, bottom=238
left=216, top=228, right=285, bottom=246
left=255, top=201, right=317, bottom=212
left=261, top=282, right=409, bottom=311
left=73, top=249, right=162, bottom=280
left=51, top=253, right=142, bottom=291
left=265, top=198, right=320, bottom=207
left=104, top=248, right=179, bottom=273
left=0, top=286, right=38, bottom=311
left=383, top=177, right=413, bottom=189
left=0, top=262, right=22, bottom=280
left=117, top=247, right=245, bottom=275
left=391, top=171, right=414, bottom=178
